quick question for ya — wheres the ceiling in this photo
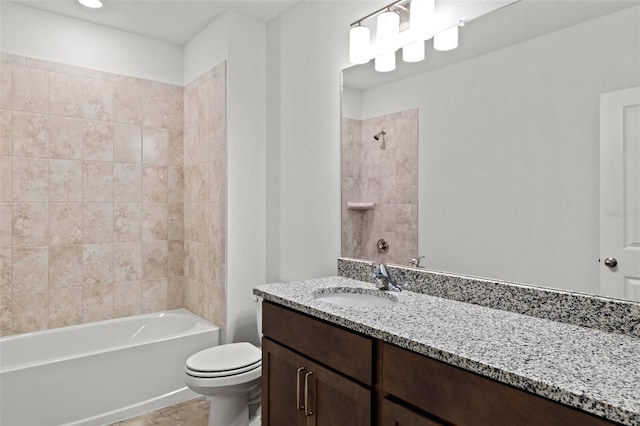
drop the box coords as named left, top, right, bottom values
left=13, top=0, right=299, bottom=45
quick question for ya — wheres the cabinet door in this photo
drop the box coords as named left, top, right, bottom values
left=262, top=338, right=307, bottom=426
left=305, top=359, right=371, bottom=426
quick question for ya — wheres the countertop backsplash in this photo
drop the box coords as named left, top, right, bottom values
left=338, top=257, right=640, bottom=338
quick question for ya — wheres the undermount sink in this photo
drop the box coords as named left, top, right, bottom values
left=313, top=288, right=397, bottom=307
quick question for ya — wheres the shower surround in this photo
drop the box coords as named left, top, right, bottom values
left=341, top=109, right=418, bottom=265
left=0, top=53, right=227, bottom=336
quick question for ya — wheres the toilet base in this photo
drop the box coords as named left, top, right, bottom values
left=208, top=393, right=248, bottom=426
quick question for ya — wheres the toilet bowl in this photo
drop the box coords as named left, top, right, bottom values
left=185, top=298, right=263, bottom=426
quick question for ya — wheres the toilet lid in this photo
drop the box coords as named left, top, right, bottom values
left=186, top=361, right=261, bottom=378
left=186, top=342, right=261, bottom=373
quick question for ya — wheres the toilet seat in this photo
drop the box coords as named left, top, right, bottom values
left=185, top=342, right=262, bottom=380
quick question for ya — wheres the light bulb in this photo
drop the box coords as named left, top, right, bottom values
left=376, top=11, right=400, bottom=51
left=375, top=51, right=396, bottom=72
left=349, top=25, right=371, bottom=64
left=410, top=0, right=435, bottom=40
left=434, top=25, right=459, bottom=51
left=403, top=40, right=425, bottom=63
left=79, top=0, right=103, bottom=8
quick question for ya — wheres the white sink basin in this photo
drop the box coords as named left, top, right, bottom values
left=314, top=289, right=396, bottom=307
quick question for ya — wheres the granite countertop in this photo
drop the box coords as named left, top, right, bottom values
left=254, top=276, right=640, bottom=426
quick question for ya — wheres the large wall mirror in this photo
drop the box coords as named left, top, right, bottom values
left=341, top=0, right=640, bottom=301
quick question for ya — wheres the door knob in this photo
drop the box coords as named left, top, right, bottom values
left=604, top=257, right=618, bottom=268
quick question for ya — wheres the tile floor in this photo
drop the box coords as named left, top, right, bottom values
left=110, top=397, right=210, bottom=426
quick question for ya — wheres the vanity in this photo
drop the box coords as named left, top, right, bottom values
left=255, top=260, right=640, bottom=426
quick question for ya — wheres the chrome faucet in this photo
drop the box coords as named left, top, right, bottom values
left=370, top=263, right=404, bottom=292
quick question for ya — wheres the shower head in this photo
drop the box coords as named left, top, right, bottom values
left=373, top=130, right=386, bottom=141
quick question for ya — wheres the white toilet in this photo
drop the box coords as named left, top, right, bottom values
left=184, top=298, right=263, bottom=426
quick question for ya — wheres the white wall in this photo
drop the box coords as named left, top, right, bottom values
left=0, top=2, right=183, bottom=85
left=184, top=12, right=267, bottom=344
left=266, top=1, right=386, bottom=282
left=354, top=6, right=640, bottom=294
left=341, top=86, right=362, bottom=120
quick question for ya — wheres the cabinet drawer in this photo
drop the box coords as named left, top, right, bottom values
left=381, top=398, right=443, bottom=426
left=382, top=343, right=615, bottom=426
left=262, top=302, right=373, bottom=385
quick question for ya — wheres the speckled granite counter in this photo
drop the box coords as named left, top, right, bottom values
left=254, top=277, right=640, bottom=426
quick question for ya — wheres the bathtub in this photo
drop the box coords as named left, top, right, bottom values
left=0, top=309, right=219, bottom=426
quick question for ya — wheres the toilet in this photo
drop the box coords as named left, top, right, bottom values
left=184, top=298, right=263, bottom=426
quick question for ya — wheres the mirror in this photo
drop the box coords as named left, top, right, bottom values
left=342, top=0, right=640, bottom=300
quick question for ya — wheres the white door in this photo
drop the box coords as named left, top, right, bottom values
left=600, top=87, right=640, bottom=301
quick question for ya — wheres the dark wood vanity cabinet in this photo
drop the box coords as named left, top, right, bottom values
left=261, top=302, right=372, bottom=426
left=382, top=343, right=617, bottom=426
left=261, top=301, right=618, bottom=426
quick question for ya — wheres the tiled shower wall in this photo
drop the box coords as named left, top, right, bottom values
left=341, top=109, right=418, bottom=265
left=183, top=63, right=227, bottom=328
left=0, top=54, right=186, bottom=335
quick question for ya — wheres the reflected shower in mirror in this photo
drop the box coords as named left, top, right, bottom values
left=341, top=108, right=418, bottom=265
left=341, top=0, right=640, bottom=301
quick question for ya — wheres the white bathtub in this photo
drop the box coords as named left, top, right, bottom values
left=0, top=309, right=219, bottom=426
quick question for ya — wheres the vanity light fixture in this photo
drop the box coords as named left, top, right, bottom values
left=79, top=0, right=103, bottom=8
left=349, top=0, right=462, bottom=72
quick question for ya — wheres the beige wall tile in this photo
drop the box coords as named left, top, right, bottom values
left=113, top=241, right=142, bottom=282
left=12, top=247, right=48, bottom=293
left=49, top=159, right=82, bottom=202
left=142, top=87, right=169, bottom=129
left=113, top=280, right=141, bottom=318
left=83, top=243, right=113, bottom=286
left=142, top=165, right=167, bottom=203
left=12, top=201, right=48, bottom=247
left=82, top=161, right=113, bottom=202
left=0, top=249, right=11, bottom=334
left=113, top=163, right=141, bottom=202
left=168, top=203, right=184, bottom=241
left=83, top=120, right=113, bottom=161
left=83, top=203, right=113, bottom=243
left=184, top=163, right=207, bottom=203
left=113, top=81, right=141, bottom=125
left=167, top=92, right=184, bottom=131
left=207, top=163, right=223, bottom=204
left=82, top=78, right=113, bottom=121
left=12, top=156, right=48, bottom=201
left=142, top=279, right=167, bottom=314
left=168, top=240, right=184, bottom=277
left=49, top=72, right=82, bottom=118
left=142, top=203, right=167, bottom=241
left=0, top=202, right=11, bottom=248
left=168, top=166, right=183, bottom=203
left=142, top=127, right=168, bottom=165
left=142, top=241, right=167, bottom=280
left=0, top=109, right=11, bottom=155
left=12, top=65, right=48, bottom=114
left=12, top=112, right=48, bottom=158
left=113, top=123, right=141, bottom=164
left=0, top=63, right=11, bottom=110
left=168, top=130, right=183, bottom=167
left=114, top=203, right=141, bottom=242
left=49, top=203, right=82, bottom=245
left=47, top=116, right=83, bottom=160
left=49, top=287, right=82, bottom=328
left=82, top=283, right=114, bottom=323
left=0, top=156, right=11, bottom=201
left=167, top=276, right=184, bottom=310
left=49, top=245, right=83, bottom=289
left=12, top=290, right=48, bottom=333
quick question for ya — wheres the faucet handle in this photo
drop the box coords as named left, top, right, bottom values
left=409, top=256, right=425, bottom=268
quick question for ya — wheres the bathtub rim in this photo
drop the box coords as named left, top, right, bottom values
left=0, top=308, right=220, bottom=373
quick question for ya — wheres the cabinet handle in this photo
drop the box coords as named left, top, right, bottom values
left=304, top=371, right=313, bottom=416
left=296, top=367, right=305, bottom=410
